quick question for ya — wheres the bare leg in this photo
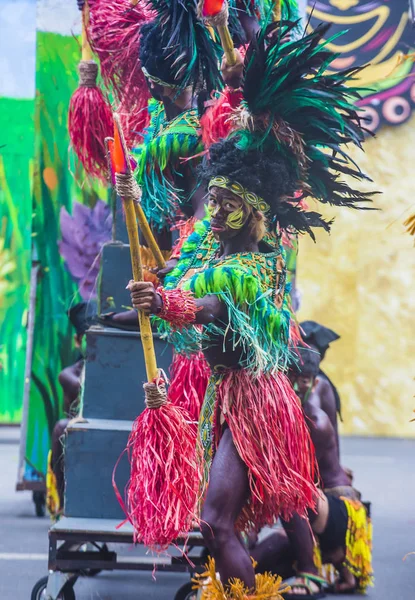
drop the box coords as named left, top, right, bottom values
left=281, top=514, right=317, bottom=576
left=200, top=428, right=255, bottom=590
left=251, top=530, right=296, bottom=580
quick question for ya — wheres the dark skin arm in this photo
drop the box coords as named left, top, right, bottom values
left=308, top=377, right=339, bottom=456
left=58, top=360, right=83, bottom=415
left=128, top=281, right=227, bottom=325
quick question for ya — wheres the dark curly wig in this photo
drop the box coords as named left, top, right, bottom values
left=199, top=137, right=331, bottom=238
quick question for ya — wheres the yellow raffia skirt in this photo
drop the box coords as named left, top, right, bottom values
left=192, top=557, right=290, bottom=600
left=314, top=497, right=373, bottom=592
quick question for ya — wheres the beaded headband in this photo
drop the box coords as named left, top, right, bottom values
left=208, top=176, right=270, bottom=213
left=142, top=66, right=178, bottom=89
left=142, top=67, right=192, bottom=92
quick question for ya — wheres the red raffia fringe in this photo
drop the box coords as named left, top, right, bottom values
left=200, top=87, right=243, bottom=150
left=215, top=370, right=317, bottom=531
left=68, top=84, right=113, bottom=181
left=124, top=401, right=201, bottom=550
left=158, top=287, right=200, bottom=327
left=168, top=352, right=211, bottom=422
left=88, top=0, right=152, bottom=145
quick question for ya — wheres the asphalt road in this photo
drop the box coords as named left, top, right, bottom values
left=1, top=427, right=414, bottom=599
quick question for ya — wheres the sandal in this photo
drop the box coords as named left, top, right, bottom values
left=282, top=573, right=326, bottom=599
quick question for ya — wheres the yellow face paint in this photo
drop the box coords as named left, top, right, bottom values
left=226, top=206, right=247, bottom=230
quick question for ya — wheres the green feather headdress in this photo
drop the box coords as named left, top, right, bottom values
left=204, top=20, right=378, bottom=238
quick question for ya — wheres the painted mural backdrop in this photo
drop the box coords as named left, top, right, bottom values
left=0, top=0, right=36, bottom=423
left=299, top=0, right=415, bottom=437
left=308, top=0, right=415, bottom=132
left=20, top=0, right=107, bottom=487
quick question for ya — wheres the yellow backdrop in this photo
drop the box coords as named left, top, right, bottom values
left=297, top=115, right=415, bottom=437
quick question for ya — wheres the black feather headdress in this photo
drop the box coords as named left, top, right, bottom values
left=142, top=0, right=223, bottom=94
left=201, top=20, right=378, bottom=238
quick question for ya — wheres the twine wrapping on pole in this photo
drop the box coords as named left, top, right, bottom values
left=115, top=171, right=141, bottom=202
left=144, top=379, right=168, bottom=409
left=114, top=171, right=167, bottom=270
left=78, top=60, right=99, bottom=87
left=202, top=0, right=229, bottom=28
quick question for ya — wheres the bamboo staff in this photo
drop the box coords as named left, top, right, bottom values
left=111, top=114, right=158, bottom=381
left=272, top=0, right=282, bottom=22
left=200, top=0, right=236, bottom=66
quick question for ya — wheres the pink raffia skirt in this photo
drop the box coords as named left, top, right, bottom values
left=198, top=369, right=317, bottom=531
left=168, top=351, right=211, bottom=422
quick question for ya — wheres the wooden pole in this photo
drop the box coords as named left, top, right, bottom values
left=272, top=0, right=282, bottom=21
left=217, top=24, right=236, bottom=66
left=82, top=2, right=93, bottom=62
left=111, top=114, right=159, bottom=383
left=134, top=202, right=166, bottom=270
left=124, top=197, right=158, bottom=382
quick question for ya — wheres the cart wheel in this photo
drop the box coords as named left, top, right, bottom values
left=33, top=491, right=46, bottom=518
left=174, top=581, right=196, bottom=600
left=31, top=576, right=75, bottom=600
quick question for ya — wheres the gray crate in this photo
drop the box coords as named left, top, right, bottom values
left=64, top=419, right=131, bottom=520
left=83, top=326, right=173, bottom=421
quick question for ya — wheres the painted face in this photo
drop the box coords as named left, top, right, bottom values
left=207, top=186, right=251, bottom=241
left=288, top=371, right=316, bottom=404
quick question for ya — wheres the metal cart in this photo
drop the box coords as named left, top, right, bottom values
left=31, top=517, right=206, bottom=600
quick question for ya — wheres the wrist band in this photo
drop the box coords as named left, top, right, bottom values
left=157, top=287, right=200, bottom=326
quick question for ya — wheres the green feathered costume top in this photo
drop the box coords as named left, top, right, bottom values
left=131, top=99, right=203, bottom=231
left=154, top=217, right=295, bottom=375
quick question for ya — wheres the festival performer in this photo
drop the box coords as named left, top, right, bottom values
left=128, top=19, right=375, bottom=597
left=289, top=347, right=360, bottom=500
left=300, top=321, right=342, bottom=448
left=252, top=491, right=373, bottom=596
left=252, top=346, right=372, bottom=598
left=47, top=302, right=96, bottom=517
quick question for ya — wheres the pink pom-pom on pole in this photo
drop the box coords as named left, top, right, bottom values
left=68, top=2, right=113, bottom=180
left=87, top=0, right=153, bottom=146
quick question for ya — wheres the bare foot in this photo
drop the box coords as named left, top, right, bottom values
left=335, top=566, right=356, bottom=593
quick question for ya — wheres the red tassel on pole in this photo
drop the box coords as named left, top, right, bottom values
left=68, top=2, right=113, bottom=180
left=110, top=116, right=201, bottom=550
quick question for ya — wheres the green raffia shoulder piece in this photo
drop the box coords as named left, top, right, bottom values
left=131, top=99, right=204, bottom=231
left=184, top=252, right=293, bottom=374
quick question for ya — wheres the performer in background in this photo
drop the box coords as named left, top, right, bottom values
left=128, top=19, right=375, bottom=597
left=47, top=302, right=96, bottom=517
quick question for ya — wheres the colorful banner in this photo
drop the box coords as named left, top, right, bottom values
left=308, top=0, right=415, bottom=132
left=299, top=1, right=415, bottom=437
left=19, top=1, right=107, bottom=487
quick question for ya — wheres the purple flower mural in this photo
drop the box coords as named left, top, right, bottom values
left=59, top=200, right=112, bottom=300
